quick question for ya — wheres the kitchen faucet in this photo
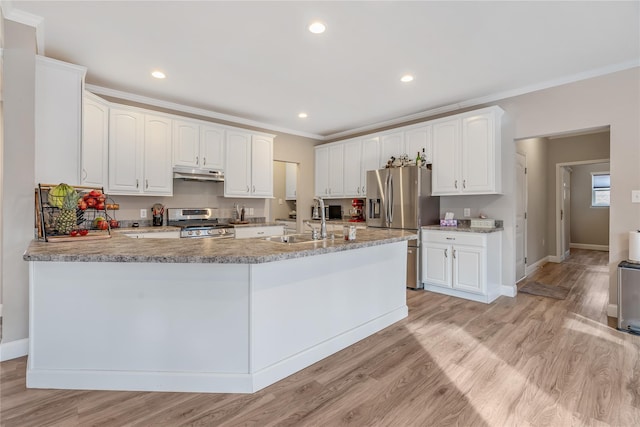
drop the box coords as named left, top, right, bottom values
left=315, top=197, right=327, bottom=239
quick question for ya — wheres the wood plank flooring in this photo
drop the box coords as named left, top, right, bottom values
left=1, top=249, right=638, bottom=426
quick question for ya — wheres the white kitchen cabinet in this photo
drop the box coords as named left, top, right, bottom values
left=421, top=229, right=502, bottom=303
left=35, top=56, right=86, bottom=186
left=285, top=162, right=297, bottom=200
left=124, top=231, right=181, bottom=239
left=431, top=106, right=503, bottom=195
left=405, top=125, right=432, bottom=164
left=173, top=119, right=225, bottom=171
left=343, top=139, right=363, bottom=197
left=234, top=225, right=284, bottom=239
left=380, top=131, right=404, bottom=166
left=82, top=92, right=109, bottom=188
left=224, top=130, right=274, bottom=197
left=360, top=136, right=380, bottom=196
left=314, top=143, right=344, bottom=197
left=108, top=107, right=172, bottom=196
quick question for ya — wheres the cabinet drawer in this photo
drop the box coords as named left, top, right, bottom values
left=235, top=226, right=284, bottom=239
left=422, top=230, right=486, bottom=247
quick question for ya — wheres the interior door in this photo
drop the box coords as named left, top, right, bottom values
left=561, top=167, right=572, bottom=260
left=515, top=153, right=527, bottom=281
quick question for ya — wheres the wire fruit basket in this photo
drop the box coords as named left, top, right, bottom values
left=36, top=183, right=113, bottom=242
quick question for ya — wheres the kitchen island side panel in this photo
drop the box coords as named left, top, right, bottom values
left=28, top=262, right=251, bottom=374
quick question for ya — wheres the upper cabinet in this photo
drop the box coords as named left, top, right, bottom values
left=431, top=107, right=503, bottom=195
left=314, top=143, right=344, bottom=197
left=35, top=56, right=86, bottom=185
left=82, top=93, right=109, bottom=188
left=173, top=119, right=225, bottom=171
left=108, top=107, right=173, bottom=196
left=360, top=136, right=380, bottom=196
left=224, top=130, right=274, bottom=198
left=285, top=162, right=297, bottom=200
left=405, top=125, right=432, bottom=164
left=343, top=139, right=363, bottom=197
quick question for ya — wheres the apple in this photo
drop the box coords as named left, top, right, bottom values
left=78, top=200, right=87, bottom=210
left=96, top=202, right=105, bottom=210
left=86, top=198, right=97, bottom=208
left=97, top=220, right=109, bottom=230
left=70, top=230, right=79, bottom=237
left=89, top=190, right=100, bottom=198
left=79, top=229, right=89, bottom=236
left=109, top=219, right=119, bottom=228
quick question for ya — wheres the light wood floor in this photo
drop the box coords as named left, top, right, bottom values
left=1, top=249, right=638, bottom=426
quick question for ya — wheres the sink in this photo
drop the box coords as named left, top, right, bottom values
left=263, top=234, right=323, bottom=244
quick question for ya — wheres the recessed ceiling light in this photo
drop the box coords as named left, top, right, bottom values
left=151, top=70, right=166, bottom=79
left=298, top=112, right=308, bottom=119
left=400, top=74, right=414, bottom=83
left=308, top=22, right=326, bottom=34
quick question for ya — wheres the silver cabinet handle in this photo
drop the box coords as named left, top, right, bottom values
left=257, top=231, right=264, bottom=235
left=136, top=179, right=139, bottom=188
left=446, top=237, right=455, bottom=240
left=253, top=185, right=256, bottom=192
left=196, top=156, right=199, bottom=165
left=463, top=180, right=466, bottom=189
left=453, top=249, right=456, bottom=259
left=146, top=179, right=149, bottom=189
left=454, top=180, right=458, bottom=189
left=203, top=157, right=206, bottom=165
left=357, top=187, right=360, bottom=194
left=82, top=168, right=87, bottom=182
left=444, top=248, right=448, bottom=258
left=246, top=185, right=250, bottom=192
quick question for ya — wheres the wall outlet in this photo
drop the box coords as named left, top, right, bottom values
left=632, top=190, right=640, bottom=203
left=249, top=208, right=254, bottom=215
left=463, top=208, right=471, bottom=217
left=140, top=209, right=147, bottom=218
left=278, top=198, right=283, bottom=205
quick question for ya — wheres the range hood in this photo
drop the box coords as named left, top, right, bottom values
left=173, top=166, right=224, bottom=182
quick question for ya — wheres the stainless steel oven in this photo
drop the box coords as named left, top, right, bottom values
left=167, top=208, right=235, bottom=239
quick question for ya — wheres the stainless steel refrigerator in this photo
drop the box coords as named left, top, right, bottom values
left=366, top=166, right=440, bottom=289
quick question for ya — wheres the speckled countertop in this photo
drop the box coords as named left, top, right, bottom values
left=23, top=228, right=416, bottom=264
left=422, top=225, right=504, bottom=233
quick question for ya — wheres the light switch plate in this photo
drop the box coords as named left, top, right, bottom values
left=633, top=190, right=640, bottom=203
left=140, top=209, right=147, bottom=218
left=463, top=208, right=471, bottom=217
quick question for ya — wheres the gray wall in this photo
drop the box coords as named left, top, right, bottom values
left=546, top=132, right=610, bottom=256
left=516, top=137, right=548, bottom=266
left=570, top=162, right=610, bottom=246
left=271, top=161, right=296, bottom=220
left=2, top=20, right=36, bottom=342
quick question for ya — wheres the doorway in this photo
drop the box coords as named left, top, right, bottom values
left=515, top=153, right=527, bottom=282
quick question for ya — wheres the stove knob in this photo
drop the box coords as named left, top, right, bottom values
left=187, top=230, right=194, bottom=236
left=208, top=229, right=215, bottom=235
left=195, top=230, right=201, bottom=236
left=218, top=229, right=225, bottom=235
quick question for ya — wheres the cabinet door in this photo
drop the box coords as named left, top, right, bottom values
left=328, top=144, right=344, bottom=197
left=422, top=243, right=452, bottom=288
left=251, top=135, right=273, bottom=197
left=343, top=139, right=362, bottom=197
left=315, top=146, right=329, bottom=197
left=172, top=119, right=200, bottom=168
left=380, top=132, right=404, bottom=165
left=143, top=114, right=173, bottom=195
left=200, top=124, right=225, bottom=170
left=452, top=245, right=484, bottom=294
left=108, top=108, right=144, bottom=193
left=82, top=95, right=109, bottom=188
left=405, top=125, right=432, bottom=164
left=431, top=119, right=461, bottom=195
left=462, top=112, right=495, bottom=194
left=285, top=162, right=297, bottom=200
left=224, top=130, right=252, bottom=196
left=35, top=57, right=84, bottom=186
left=360, top=136, right=380, bottom=195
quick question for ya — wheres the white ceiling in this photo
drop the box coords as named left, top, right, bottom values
left=5, top=1, right=640, bottom=139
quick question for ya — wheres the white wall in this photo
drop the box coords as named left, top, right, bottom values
left=2, top=20, right=36, bottom=343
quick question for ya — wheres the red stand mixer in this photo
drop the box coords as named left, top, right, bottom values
left=349, top=199, right=365, bottom=222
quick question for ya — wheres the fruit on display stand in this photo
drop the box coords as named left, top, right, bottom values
left=56, top=188, right=79, bottom=234
left=48, top=183, right=76, bottom=208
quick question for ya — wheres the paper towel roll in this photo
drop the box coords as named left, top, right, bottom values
left=629, top=231, right=640, bottom=262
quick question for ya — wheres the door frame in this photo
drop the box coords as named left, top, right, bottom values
left=554, top=158, right=609, bottom=262
left=515, top=153, right=527, bottom=282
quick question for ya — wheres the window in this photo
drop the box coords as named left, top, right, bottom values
left=592, top=172, right=610, bottom=207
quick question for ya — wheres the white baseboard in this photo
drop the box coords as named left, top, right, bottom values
left=570, top=243, right=609, bottom=251
left=0, top=338, right=29, bottom=362
left=547, top=255, right=563, bottom=263
left=525, top=256, right=550, bottom=276
left=0, top=303, right=2, bottom=317
left=607, top=304, right=618, bottom=318
left=500, top=284, right=518, bottom=298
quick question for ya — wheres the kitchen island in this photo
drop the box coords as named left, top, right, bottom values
left=23, top=228, right=415, bottom=393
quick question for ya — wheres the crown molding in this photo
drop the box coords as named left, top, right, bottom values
left=324, top=60, right=640, bottom=141
left=2, top=2, right=45, bottom=54
left=85, top=84, right=324, bottom=140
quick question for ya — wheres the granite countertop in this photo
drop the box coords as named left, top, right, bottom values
left=23, top=228, right=416, bottom=264
left=422, top=225, right=504, bottom=233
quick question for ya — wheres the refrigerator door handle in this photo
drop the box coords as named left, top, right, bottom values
left=388, top=173, right=394, bottom=225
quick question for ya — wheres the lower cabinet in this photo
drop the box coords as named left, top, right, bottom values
left=421, top=229, right=502, bottom=303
